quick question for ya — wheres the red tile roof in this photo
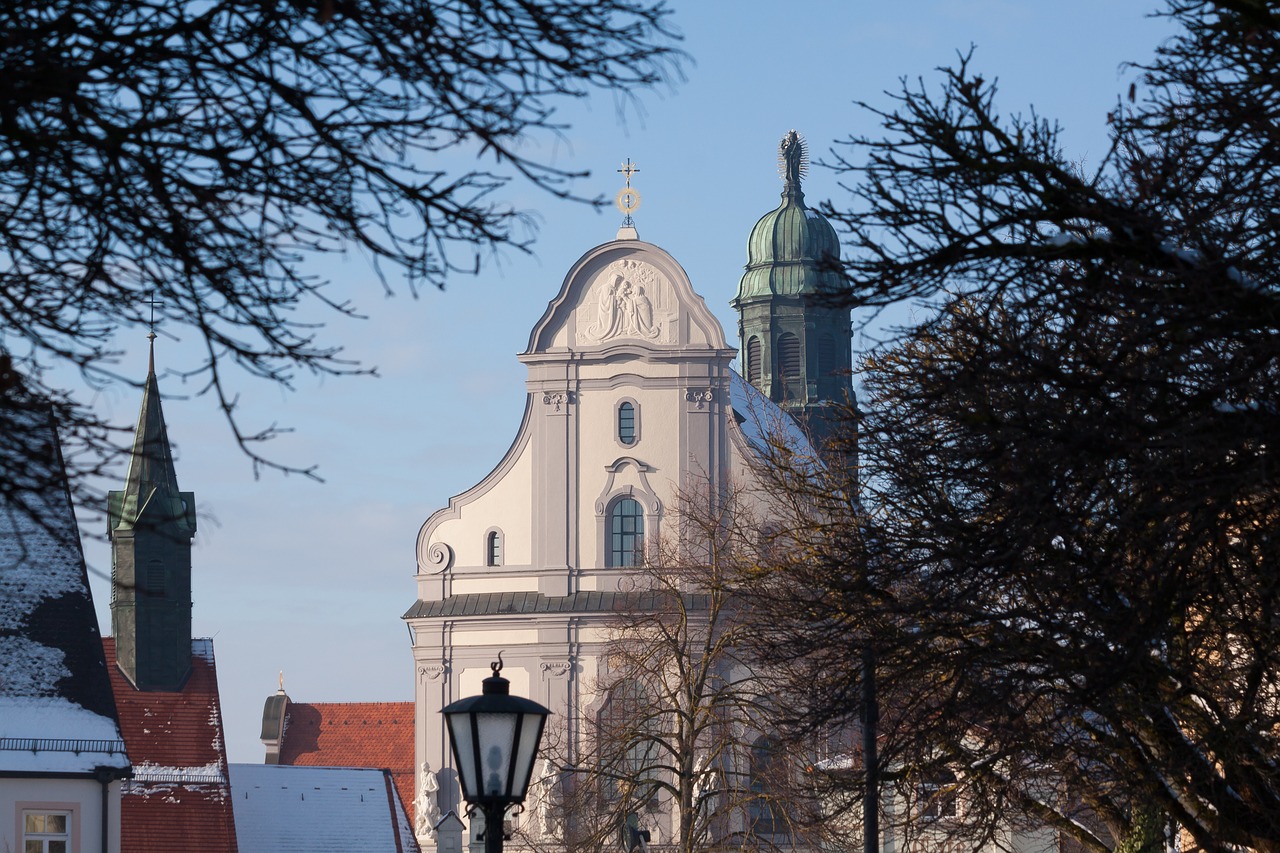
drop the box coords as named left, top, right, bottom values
left=104, top=637, right=238, bottom=853
left=278, top=700, right=415, bottom=824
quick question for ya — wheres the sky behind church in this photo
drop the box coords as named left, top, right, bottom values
left=79, top=1, right=1175, bottom=762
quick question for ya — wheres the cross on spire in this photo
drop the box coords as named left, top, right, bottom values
left=144, top=293, right=161, bottom=342
left=144, top=293, right=161, bottom=373
left=617, top=158, right=639, bottom=188
left=614, top=158, right=642, bottom=232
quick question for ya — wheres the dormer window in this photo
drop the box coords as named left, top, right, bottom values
left=617, top=400, right=637, bottom=446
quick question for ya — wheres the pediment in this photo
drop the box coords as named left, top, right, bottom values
left=525, top=241, right=728, bottom=355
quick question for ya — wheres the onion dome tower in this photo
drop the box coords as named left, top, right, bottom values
left=108, top=336, right=197, bottom=690
left=733, top=130, right=854, bottom=444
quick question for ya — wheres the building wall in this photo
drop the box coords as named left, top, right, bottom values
left=0, top=777, right=122, bottom=853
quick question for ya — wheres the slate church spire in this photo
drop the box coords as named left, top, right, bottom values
left=109, top=335, right=197, bottom=690
left=733, top=130, right=854, bottom=446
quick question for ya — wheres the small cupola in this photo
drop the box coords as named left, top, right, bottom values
left=735, top=130, right=842, bottom=302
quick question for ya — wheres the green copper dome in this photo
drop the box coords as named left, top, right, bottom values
left=734, top=130, right=842, bottom=303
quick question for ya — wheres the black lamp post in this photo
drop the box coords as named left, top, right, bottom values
left=442, top=657, right=551, bottom=853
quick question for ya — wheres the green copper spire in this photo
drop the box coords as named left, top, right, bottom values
left=109, top=336, right=197, bottom=691
left=733, top=131, right=853, bottom=445
left=735, top=130, right=842, bottom=301
left=121, top=335, right=183, bottom=512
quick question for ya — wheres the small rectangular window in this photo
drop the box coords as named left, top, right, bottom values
left=23, top=810, right=71, bottom=853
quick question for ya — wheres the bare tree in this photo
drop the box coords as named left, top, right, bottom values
left=746, top=2, right=1280, bottom=852
left=550, top=491, right=821, bottom=853
left=0, top=0, right=680, bottom=518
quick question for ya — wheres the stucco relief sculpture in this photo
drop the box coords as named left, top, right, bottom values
left=415, top=761, right=442, bottom=842
left=583, top=259, right=668, bottom=343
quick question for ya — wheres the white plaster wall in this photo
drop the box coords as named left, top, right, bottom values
left=0, top=777, right=122, bottom=853
left=421, top=430, right=535, bottom=575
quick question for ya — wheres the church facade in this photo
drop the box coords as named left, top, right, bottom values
left=404, top=134, right=852, bottom=852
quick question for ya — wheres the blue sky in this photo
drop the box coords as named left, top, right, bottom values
left=80, top=1, right=1174, bottom=762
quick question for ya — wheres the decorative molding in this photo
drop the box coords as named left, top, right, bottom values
left=685, top=388, right=714, bottom=409
left=424, top=541, right=453, bottom=573
left=594, top=458, right=664, bottom=516
left=542, top=391, right=574, bottom=412
left=418, top=663, right=447, bottom=682
left=540, top=661, right=572, bottom=679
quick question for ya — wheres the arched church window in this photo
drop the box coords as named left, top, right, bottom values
left=746, top=336, right=762, bottom=383
left=749, top=735, right=787, bottom=835
left=608, top=498, right=644, bottom=568
left=819, top=333, right=838, bottom=376
left=486, top=530, right=503, bottom=567
left=598, top=679, right=660, bottom=810
left=146, top=559, right=166, bottom=596
left=777, top=333, right=801, bottom=382
left=618, top=401, right=637, bottom=446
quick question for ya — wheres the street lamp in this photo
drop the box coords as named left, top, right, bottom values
left=442, top=656, right=551, bottom=853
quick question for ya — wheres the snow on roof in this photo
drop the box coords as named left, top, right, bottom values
left=105, top=637, right=239, bottom=852
left=230, top=764, right=419, bottom=853
left=276, top=699, right=417, bottom=824
left=727, top=369, right=818, bottom=462
left=0, top=402, right=129, bottom=774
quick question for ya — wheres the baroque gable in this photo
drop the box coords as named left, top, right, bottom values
left=525, top=241, right=728, bottom=355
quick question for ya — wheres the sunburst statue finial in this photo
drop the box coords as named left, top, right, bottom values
left=778, top=129, right=808, bottom=188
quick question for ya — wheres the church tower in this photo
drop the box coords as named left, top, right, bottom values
left=732, top=130, right=853, bottom=445
left=108, top=338, right=197, bottom=690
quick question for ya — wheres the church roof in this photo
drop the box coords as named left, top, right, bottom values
left=229, top=764, right=418, bottom=853
left=104, top=636, right=239, bottom=853
left=0, top=400, right=130, bottom=776
left=735, top=130, right=842, bottom=302
left=273, top=699, right=416, bottom=828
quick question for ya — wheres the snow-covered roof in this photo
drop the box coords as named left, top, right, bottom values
left=0, top=401, right=129, bottom=774
left=727, top=369, right=818, bottom=462
left=230, top=764, right=419, bottom=853
left=271, top=697, right=416, bottom=824
left=104, top=636, right=240, bottom=852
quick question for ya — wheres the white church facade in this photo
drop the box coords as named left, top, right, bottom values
left=404, top=134, right=854, bottom=853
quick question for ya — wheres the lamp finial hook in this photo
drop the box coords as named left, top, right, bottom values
left=492, top=652, right=504, bottom=676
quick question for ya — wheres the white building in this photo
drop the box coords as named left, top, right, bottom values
left=405, top=135, right=852, bottom=852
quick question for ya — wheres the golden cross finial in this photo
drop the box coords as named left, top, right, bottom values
left=615, top=157, right=642, bottom=229
left=617, top=158, right=640, bottom=188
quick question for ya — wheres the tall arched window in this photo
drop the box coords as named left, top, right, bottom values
left=598, top=679, right=659, bottom=810
left=486, top=530, right=502, bottom=567
left=146, top=559, right=166, bottom=596
left=777, top=333, right=801, bottom=381
left=618, top=401, right=636, bottom=446
left=749, top=735, right=786, bottom=835
left=746, top=336, right=762, bottom=383
left=608, top=498, right=644, bottom=568
left=819, top=333, right=838, bottom=376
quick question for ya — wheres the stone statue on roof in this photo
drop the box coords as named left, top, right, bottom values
left=779, top=129, right=808, bottom=188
